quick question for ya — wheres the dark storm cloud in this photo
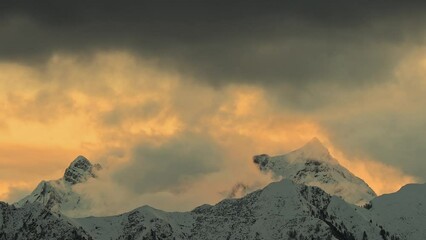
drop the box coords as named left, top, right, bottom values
left=2, top=1, right=426, bottom=87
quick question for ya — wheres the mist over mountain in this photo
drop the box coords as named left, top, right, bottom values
left=253, top=138, right=376, bottom=205
left=2, top=178, right=424, bottom=239
left=2, top=1, right=426, bottom=239
left=3, top=138, right=424, bottom=239
left=14, top=155, right=101, bottom=215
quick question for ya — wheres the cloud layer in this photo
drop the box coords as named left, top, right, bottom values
left=0, top=51, right=420, bottom=213
left=2, top=1, right=426, bottom=88
left=1, top=2, right=425, bottom=212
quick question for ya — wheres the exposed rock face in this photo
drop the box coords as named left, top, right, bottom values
left=64, top=155, right=102, bottom=185
left=252, top=154, right=270, bottom=170
left=14, top=155, right=101, bottom=215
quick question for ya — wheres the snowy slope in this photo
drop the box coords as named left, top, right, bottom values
left=7, top=147, right=424, bottom=239
left=14, top=155, right=101, bottom=215
left=77, top=206, right=194, bottom=240
left=74, top=179, right=390, bottom=240
left=367, top=183, right=426, bottom=240
left=2, top=178, right=415, bottom=240
left=189, top=179, right=383, bottom=240
left=253, top=138, right=376, bottom=205
left=0, top=201, right=91, bottom=240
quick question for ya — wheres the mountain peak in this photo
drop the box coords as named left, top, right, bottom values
left=253, top=138, right=377, bottom=205
left=63, top=155, right=101, bottom=185
left=70, top=155, right=90, bottom=166
left=305, top=137, right=324, bottom=147
left=15, top=155, right=101, bottom=213
left=253, top=138, right=333, bottom=170
left=296, top=137, right=331, bottom=160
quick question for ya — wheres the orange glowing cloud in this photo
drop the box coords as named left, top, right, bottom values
left=0, top=51, right=420, bottom=210
left=322, top=142, right=418, bottom=195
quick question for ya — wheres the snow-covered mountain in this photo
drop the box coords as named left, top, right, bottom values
left=253, top=138, right=376, bottom=205
left=3, top=179, right=400, bottom=240
left=367, top=183, right=426, bottom=239
left=0, top=202, right=92, bottom=240
left=14, top=155, right=101, bottom=214
left=6, top=142, right=425, bottom=239
left=5, top=177, right=424, bottom=239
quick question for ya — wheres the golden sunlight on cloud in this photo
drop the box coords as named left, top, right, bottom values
left=345, top=158, right=417, bottom=195
left=0, top=144, right=81, bottom=201
left=0, top=52, right=186, bottom=201
left=325, top=144, right=417, bottom=195
left=0, top=51, right=419, bottom=206
left=207, top=85, right=327, bottom=155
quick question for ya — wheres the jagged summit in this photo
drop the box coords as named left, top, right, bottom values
left=15, top=155, right=101, bottom=214
left=253, top=138, right=377, bottom=205
left=69, top=155, right=91, bottom=167
left=63, top=155, right=101, bottom=185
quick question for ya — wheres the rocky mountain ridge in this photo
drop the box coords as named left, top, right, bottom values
left=14, top=155, right=101, bottom=214
left=253, top=138, right=376, bottom=205
left=3, top=139, right=425, bottom=239
left=4, top=179, right=414, bottom=240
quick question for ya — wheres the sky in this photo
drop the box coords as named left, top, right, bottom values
left=0, top=1, right=425, bottom=214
